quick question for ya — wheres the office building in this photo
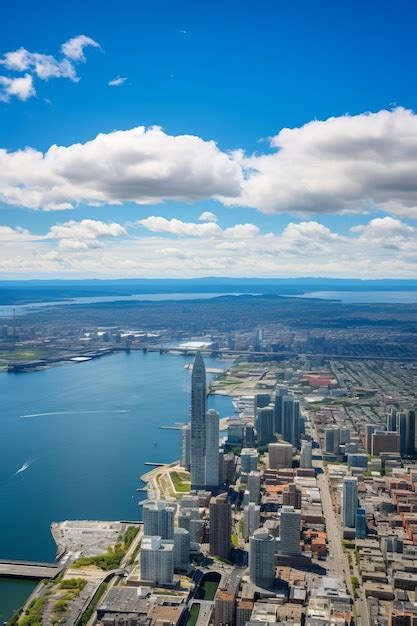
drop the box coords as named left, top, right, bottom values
left=140, top=536, right=174, bottom=586
left=339, top=427, right=351, bottom=445
left=256, top=405, right=274, bottom=446
left=173, top=527, right=190, bottom=571
left=247, top=471, right=261, bottom=503
left=181, top=424, right=191, bottom=470
left=347, top=453, right=368, bottom=469
left=143, top=500, right=174, bottom=540
left=255, top=393, right=271, bottom=409
left=209, top=493, right=232, bottom=559
left=356, top=507, right=367, bottom=539
left=282, top=395, right=299, bottom=448
left=236, top=601, right=254, bottom=626
left=324, top=427, right=340, bottom=454
left=300, top=440, right=312, bottom=469
left=282, top=483, right=302, bottom=509
left=371, top=431, right=400, bottom=456
left=214, top=590, right=236, bottom=626
left=398, top=410, right=416, bottom=456
left=274, top=386, right=288, bottom=435
left=279, top=506, right=301, bottom=555
left=268, top=442, right=293, bottom=469
left=387, top=407, right=398, bottom=432
left=366, top=424, right=384, bottom=454
left=240, top=448, right=258, bottom=473
left=249, top=529, right=276, bottom=590
left=205, top=409, right=219, bottom=489
left=243, top=503, right=261, bottom=540
left=190, top=352, right=207, bottom=489
left=341, top=476, right=358, bottom=528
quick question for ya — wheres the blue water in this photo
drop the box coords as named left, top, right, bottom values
left=297, top=290, right=417, bottom=303
left=0, top=351, right=233, bottom=620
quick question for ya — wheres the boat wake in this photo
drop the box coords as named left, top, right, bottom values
left=21, top=410, right=130, bottom=418
left=15, top=457, right=38, bottom=475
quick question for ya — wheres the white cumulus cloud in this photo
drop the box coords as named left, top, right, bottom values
left=108, top=76, right=127, bottom=87
left=0, top=73, right=35, bottom=102
left=60, top=35, right=100, bottom=61
left=0, top=126, right=242, bottom=210
left=198, top=211, right=219, bottom=222
left=47, top=219, right=127, bottom=249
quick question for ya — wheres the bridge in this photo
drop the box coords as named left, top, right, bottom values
left=0, top=559, right=62, bottom=579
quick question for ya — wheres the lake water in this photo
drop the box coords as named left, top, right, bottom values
left=0, top=292, right=255, bottom=317
left=296, top=290, right=417, bottom=304
left=0, top=351, right=234, bottom=621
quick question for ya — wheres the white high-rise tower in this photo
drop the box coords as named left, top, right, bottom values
left=190, top=352, right=207, bottom=489
left=205, top=409, right=219, bottom=489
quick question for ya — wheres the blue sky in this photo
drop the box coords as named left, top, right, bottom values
left=1, top=0, right=417, bottom=278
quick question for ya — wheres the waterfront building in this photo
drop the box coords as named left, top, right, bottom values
left=214, top=590, right=236, bottom=626
left=273, top=385, right=288, bottom=435
left=143, top=500, right=174, bottom=540
left=209, top=493, right=232, bottom=559
left=247, top=470, right=261, bottom=503
left=256, top=405, right=274, bottom=446
left=205, top=409, right=219, bottom=489
left=268, top=442, right=293, bottom=469
left=371, top=431, right=400, bottom=456
left=282, top=483, right=302, bottom=509
left=300, top=440, right=312, bottom=469
left=181, top=424, right=191, bottom=470
left=240, top=448, right=258, bottom=473
left=243, top=502, right=261, bottom=540
left=140, top=536, right=174, bottom=586
left=173, top=527, right=190, bottom=570
left=190, top=352, right=207, bottom=489
left=356, top=507, right=367, bottom=539
left=279, top=505, right=301, bottom=555
left=324, top=427, right=340, bottom=454
left=341, top=476, right=358, bottom=528
left=249, top=529, right=276, bottom=589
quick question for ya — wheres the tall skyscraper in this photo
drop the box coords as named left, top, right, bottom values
left=282, top=395, right=300, bottom=448
left=249, top=529, right=276, bottom=589
left=209, top=493, right=232, bottom=559
left=143, top=500, right=174, bottom=539
left=205, top=409, right=219, bottom=489
left=247, top=470, right=261, bottom=503
left=140, top=536, right=174, bottom=585
left=279, top=506, right=301, bottom=555
left=273, top=386, right=288, bottom=436
left=190, top=352, right=207, bottom=489
left=387, top=407, right=398, bottom=432
left=256, top=405, right=274, bottom=446
left=324, top=427, right=340, bottom=454
left=173, top=527, right=190, bottom=570
left=240, top=448, right=258, bottom=473
left=341, top=476, right=358, bottom=528
left=300, top=440, right=312, bottom=469
left=243, top=502, right=261, bottom=540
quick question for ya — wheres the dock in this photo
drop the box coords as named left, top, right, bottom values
left=0, top=559, right=62, bottom=579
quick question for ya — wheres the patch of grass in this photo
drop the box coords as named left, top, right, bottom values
left=60, top=577, right=87, bottom=591
left=73, top=526, right=139, bottom=571
left=19, top=596, right=46, bottom=625
left=170, top=470, right=191, bottom=493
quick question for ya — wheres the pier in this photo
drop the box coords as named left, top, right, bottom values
left=0, top=559, right=62, bottom=579
left=144, top=461, right=165, bottom=467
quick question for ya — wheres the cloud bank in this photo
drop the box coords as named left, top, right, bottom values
left=1, top=108, right=417, bottom=218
